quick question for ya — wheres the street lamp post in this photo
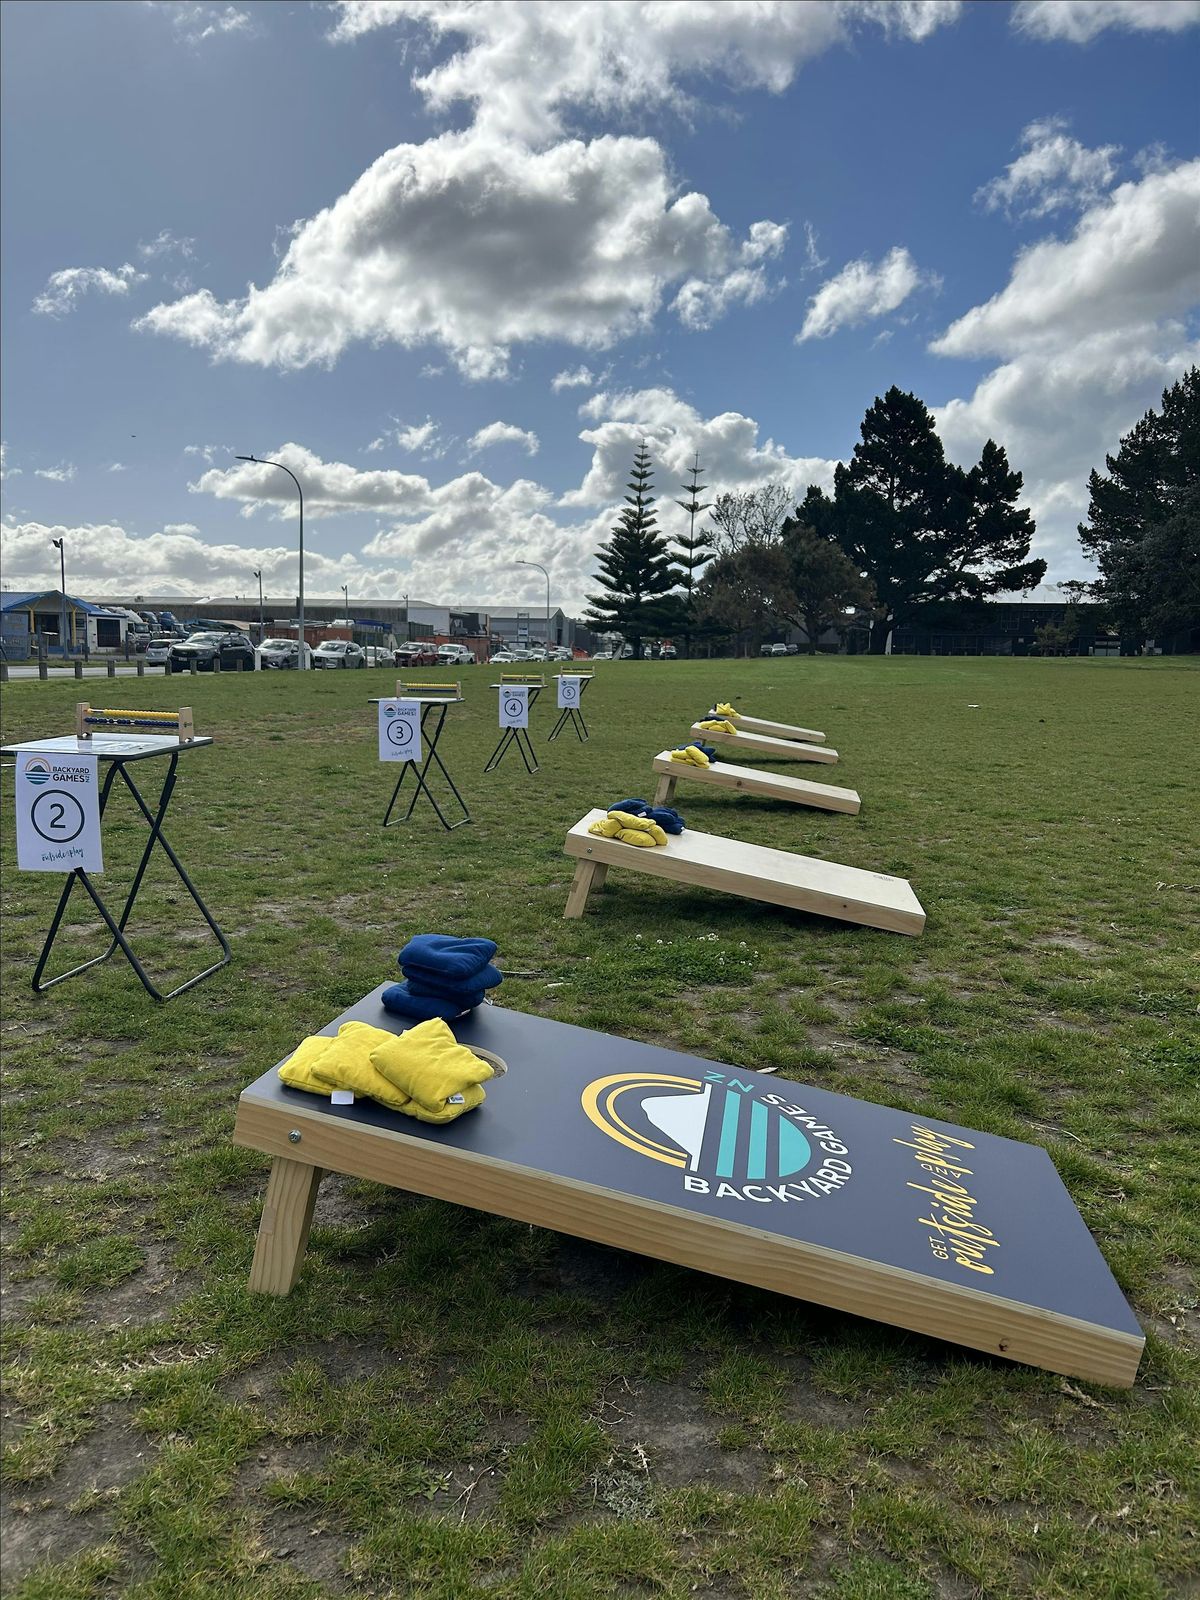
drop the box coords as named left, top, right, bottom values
left=341, top=583, right=349, bottom=616
left=252, top=568, right=264, bottom=642
left=50, top=537, right=67, bottom=657
left=236, top=456, right=305, bottom=667
left=517, top=560, right=551, bottom=656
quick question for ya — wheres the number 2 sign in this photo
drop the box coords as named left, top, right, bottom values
left=15, top=752, right=104, bottom=872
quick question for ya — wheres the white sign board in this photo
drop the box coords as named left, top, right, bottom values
left=378, top=699, right=423, bottom=763
left=499, top=686, right=530, bottom=729
left=557, top=677, right=583, bottom=709
left=15, top=751, right=103, bottom=873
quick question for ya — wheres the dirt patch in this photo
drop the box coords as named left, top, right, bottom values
left=1031, top=932, right=1103, bottom=956
left=605, top=1380, right=765, bottom=1492
left=0, top=1407, right=152, bottom=1589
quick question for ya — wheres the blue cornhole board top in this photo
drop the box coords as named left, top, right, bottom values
left=242, top=985, right=1141, bottom=1361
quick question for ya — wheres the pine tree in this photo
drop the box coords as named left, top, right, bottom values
left=585, top=441, right=681, bottom=661
left=672, top=452, right=714, bottom=657
left=802, top=387, right=1045, bottom=652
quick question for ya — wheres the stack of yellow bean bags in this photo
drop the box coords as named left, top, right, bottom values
left=713, top=703, right=741, bottom=720
left=670, top=744, right=711, bottom=767
left=588, top=809, right=669, bottom=847
left=278, top=1017, right=495, bottom=1122
left=696, top=717, right=738, bottom=734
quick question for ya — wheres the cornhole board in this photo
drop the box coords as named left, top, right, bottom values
left=563, top=810, right=924, bottom=934
left=711, top=711, right=826, bottom=743
left=232, top=986, right=1143, bottom=1386
left=692, top=724, right=838, bottom=765
left=653, top=752, right=860, bottom=815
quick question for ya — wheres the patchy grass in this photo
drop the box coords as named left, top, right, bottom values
left=2, top=656, right=1198, bottom=1599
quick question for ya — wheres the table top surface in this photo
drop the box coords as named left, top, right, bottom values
left=490, top=681, right=544, bottom=690
left=239, top=984, right=1141, bottom=1341
left=368, top=696, right=463, bottom=706
left=2, top=733, right=213, bottom=760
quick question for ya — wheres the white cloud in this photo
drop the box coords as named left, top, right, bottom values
left=797, top=246, right=937, bottom=340
left=329, top=2, right=961, bottom=142
left=976, top=117, right=1120, bottom=219
left=801, top=220, right=828, bottom=274
left=107, top=463, right=128, bottom=473
left=673, top=219, right=788, bottom=330
left=0, top=443, right=19, bottom=481
left=139, top=130, right=788, bottom=376
left=468, top=421, right=540, bottom=456
left=32, top=263, right=147, bottom=317
left=160, top=3, right=253, bottom=46
left=932, top=159, right=1200, bottom=576
left=551, top=365, right=596, bottom=391
left=34, top=464, right=77, bottom=483
left=138, top=230, right=196, bottom=261
left=1013, top=1, right=1200, bottom=43
left=367, top=418, right=444, bottom=456
left=563, top=386, right=838, bottom=520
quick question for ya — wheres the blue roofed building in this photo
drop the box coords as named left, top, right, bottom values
left=0, top=590, right=130, bottom=657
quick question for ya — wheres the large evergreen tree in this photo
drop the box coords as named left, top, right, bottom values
left=1077, top=369, right=1200, bottom=645
left=585, top=441, right=681, bottom=660
left=672, top=452, right=714, bottom=657
left=781, top=519, right=875, bottom=653
left=801, top=387, right=1045, bottom=653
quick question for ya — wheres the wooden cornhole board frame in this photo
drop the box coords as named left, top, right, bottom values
left=232, top=987, right=1143, bottom=1386
left=563, top=809, right=924, bottom=934
left=710, top=710, right=826, bottom=744
left=653, top=752, right=861, bottom=815
left=692, top=724, right=838, bottom=765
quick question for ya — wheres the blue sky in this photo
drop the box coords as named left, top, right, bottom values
left=2, top=0, right=1197, bottom=610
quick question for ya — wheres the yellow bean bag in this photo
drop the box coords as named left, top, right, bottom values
left=670, top=745, right=710, bottom=767
left=696, top=718, right=737, bottom=734
left=279, top=1022, right=412, bottom=1112
left=714, top=703, right=740, bottom=720
left=370, top=1018, right=495, bottom=1124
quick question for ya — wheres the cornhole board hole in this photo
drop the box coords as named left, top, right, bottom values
left=232, top=986, right=1143, bottom=1386
left=711, top=710, right=826, bottom=743
left=692, top=724, right=838, bottom=765
left=563, top=810, right=924, bottom=934
left=653, top=752, right=860, bottom=815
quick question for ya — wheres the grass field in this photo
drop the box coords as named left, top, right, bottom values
left=1, top=656, right=1198, bottom=1600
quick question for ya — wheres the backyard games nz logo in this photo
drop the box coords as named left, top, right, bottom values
left=581, top=1071, right=852, bottom=1204
left=23, top=757, right=52, bottom=786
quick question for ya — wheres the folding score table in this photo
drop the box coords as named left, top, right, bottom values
left=547, top=673, right=593, bottom=743
left=370, top=681, right=470, bottom=831
left=4, top=706, right=230, bottom=1001
left=484, top=676, right=543, bottom=775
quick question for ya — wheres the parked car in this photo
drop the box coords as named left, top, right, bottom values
left=313, top=640, right=367, bottom=669
left=395, top=643, right=440, bottom=668
left=169, top=631, right=257, bottom=672
left=659, top=644, right=677, bottom=659
left=437, top=644, right=476, bottom=666
left=592, top=649, right=613, bottom=660
left=760, top=642, right=788, bottom=657
left=785, top=643, right=800, bottom=654
left=144, top=636, right=174, bottom=666
left=490, top=650, right=522, bottom=663
left=549, top=646, right=573, bottom=662
left=364, top=645, right=397, bottom=667
left=256, top=638, right=313, bottom=670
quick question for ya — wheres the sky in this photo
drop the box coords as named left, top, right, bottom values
left=1, top=0, right=1197, bottom=613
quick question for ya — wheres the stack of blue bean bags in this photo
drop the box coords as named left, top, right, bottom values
left=610, top=798, right=685, bottom=834
left=382, top=933, right=503, bottom=1022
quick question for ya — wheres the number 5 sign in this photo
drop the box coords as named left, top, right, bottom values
left=557, top=677, right=582, bottom=709
left=15, top=751, right=104, bottom=872
left=378, top=700, right=423, bottom=763
left=499, top=686, right=529, bottom=729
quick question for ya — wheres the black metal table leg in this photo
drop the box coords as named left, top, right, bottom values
left=547, top=679, right=591, bottom=743
left=484, top=687, right=542, bottom=774
left=382, top=704, right=470, bottom=830
left=30, top=754, right=231, bottom=1002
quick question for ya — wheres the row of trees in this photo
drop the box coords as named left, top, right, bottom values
left=586, top=387, right=1044, bottom=656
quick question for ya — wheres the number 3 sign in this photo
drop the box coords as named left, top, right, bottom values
left=15, top=751, right=104, bottom=872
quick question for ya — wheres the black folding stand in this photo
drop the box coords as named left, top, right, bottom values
left=547, top=674, right=592, bottom=743
left=484, top=683, right=543, bottom=774
left=4, top=735, right=231, bottom=1002
left=377, top=700, right=470, bottom=830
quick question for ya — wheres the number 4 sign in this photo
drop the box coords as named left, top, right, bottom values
left=378, top=700, right=423, bottom=763
left=15, top=751, right=104, bottom=872
left=499, top=686, right=529, bottom=729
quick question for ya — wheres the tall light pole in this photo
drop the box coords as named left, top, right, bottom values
left=341, top=583, right=349, bottom=617
left=236, top=456, right=305, bottom=668
left=403, top=591, right=409, bottom=642
left=51, top=536, right=67, bottom=656
left=252, top=568, right=264, bottom=641
left=517, top=559, right=550, bottom=655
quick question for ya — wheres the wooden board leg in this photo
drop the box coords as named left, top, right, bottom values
left=248, top=1156, right=323, bottom=1295
left=564, top=860, right=599, bottom=919
left=591, top=864, right=608, bottom=890
left=653, top=775, right=677, bottom=807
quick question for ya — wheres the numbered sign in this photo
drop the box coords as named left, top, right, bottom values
left=499, top=686, right=529, bottom=729
left=378, top=699, right=423, bottom=763
left=15, top=751, right=103, bottom=872
left=557, top=677, right=582, bottom=709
